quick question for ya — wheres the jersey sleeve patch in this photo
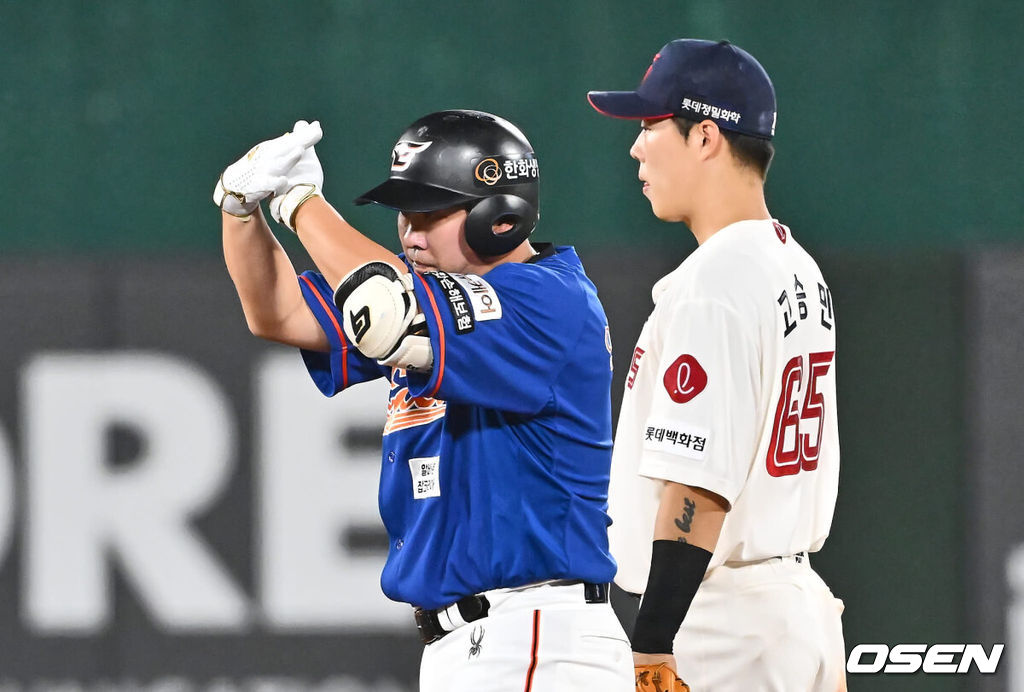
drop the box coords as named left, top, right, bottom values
left=662, top=354, right=708, bottom=403
left=642, top=418, right=710, bottom=461
left=428, top=270, right=476, bottom=334
left=426, top=271, right=503, bottom=334
left=448, top=272, right=503, bottom=322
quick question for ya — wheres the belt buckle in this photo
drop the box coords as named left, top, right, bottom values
left=584, top=582, right=609, bottom=604
left=414, top=594, right=491, bottom=645
left=414, top=607, right=445, bottom=645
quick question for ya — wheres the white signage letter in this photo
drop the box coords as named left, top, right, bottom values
left=23, top=352, right=247, bottom=632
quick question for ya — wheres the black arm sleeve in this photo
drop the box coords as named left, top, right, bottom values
left=630, top=540, right=713, bottom=654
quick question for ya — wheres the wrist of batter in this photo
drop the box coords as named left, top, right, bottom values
left=631, top=540, right=713, bottom=654
left=279, top=183, right=322, bottom=232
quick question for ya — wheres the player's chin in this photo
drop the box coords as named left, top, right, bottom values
left=644, top=192, right=665, bottom=217
left=647, top=197, right=685, bottom=223
left=648, top=202, right=677, bottom=222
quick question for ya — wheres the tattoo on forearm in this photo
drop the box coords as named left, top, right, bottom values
left=673, top=497, right=696, bottom=543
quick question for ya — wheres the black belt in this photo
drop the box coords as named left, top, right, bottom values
left=414, top=581, right=609, bottom=645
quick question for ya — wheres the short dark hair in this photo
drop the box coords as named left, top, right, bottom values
left=673, top=116, right=775, bottom=179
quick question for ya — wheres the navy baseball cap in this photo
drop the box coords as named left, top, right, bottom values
left=587, top=39, right=777, bottom=140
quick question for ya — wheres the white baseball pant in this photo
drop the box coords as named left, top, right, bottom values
left=673, top=554, right=847, bottom=691
left=419, top=581, right=634, bottom=692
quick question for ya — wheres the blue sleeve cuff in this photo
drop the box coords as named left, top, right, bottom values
left=297, top=272, right=352, bottom=396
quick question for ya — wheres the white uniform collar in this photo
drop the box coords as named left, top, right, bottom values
left=651, top=219, right=777, bottom=305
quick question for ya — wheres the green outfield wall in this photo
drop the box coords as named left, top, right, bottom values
left=0, top=1, right=1021, bottom=255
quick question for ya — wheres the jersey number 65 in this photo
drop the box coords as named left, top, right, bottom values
left=766, top=351, right=835, bottom=477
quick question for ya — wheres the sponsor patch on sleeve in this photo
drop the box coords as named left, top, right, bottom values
left=449, top=273, right=502, bottom=322
left=663, top=354, right=708, bottom=403
left=409, top=456, right=441, bottom=499
left=427, top=271, right=475, bottom=334
left=642, top=419, right=710, bottom=461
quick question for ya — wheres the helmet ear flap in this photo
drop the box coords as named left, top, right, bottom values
left=464, top=195, right=538, bottom=257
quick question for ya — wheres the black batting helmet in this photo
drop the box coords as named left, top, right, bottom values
left=354, top=110, right=540, bottom=257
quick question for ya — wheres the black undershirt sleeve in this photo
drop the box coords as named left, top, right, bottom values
left=630, top=539, right=713, bottom=654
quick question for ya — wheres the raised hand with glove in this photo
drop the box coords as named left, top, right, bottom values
left=268, top=120, right=325, bottom=231
left=216, top=119, right=331, bottom=353
left=216, top=117, right=430, bottom=370
left=213, top=120, right=323, bottom=218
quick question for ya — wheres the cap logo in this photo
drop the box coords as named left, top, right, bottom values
left=474, top=158, right=502, bottom=186
left=641, top=53, right=661, bottom=83
left=391, top=140, right=432, bottom=171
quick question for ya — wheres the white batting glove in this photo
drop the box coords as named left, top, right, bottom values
left=269, top=120, right=325, bottom=232
left=213, top=120, right=323, bottom=218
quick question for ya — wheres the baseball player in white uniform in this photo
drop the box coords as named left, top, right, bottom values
left=589, top=39, right=847, bottom=691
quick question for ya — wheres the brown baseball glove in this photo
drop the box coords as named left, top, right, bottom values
left=635, top=663, right=690, bottom=692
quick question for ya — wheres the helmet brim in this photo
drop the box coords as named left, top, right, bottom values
left=353, top=178, right=481, bottom=213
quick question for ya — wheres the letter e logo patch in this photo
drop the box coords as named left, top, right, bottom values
left=663, top=354, right=707, bottom=403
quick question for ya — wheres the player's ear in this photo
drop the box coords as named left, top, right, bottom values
left=695, top=120, right=723, bottom=158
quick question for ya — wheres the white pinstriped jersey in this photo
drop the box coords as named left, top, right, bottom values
left=609, top=219, right=840, bottom=593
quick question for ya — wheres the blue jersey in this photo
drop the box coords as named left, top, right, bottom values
left=298, top=245, right=616, bottom=609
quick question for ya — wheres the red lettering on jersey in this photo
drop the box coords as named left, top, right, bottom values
left=663, top=354, right=708, bottom=403
left=626, top=346, right=645, bottom=389
left=773, top=221, right=787, bottom=244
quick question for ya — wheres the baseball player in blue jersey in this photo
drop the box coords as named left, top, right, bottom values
left=215, top=110, right=633, bottom=691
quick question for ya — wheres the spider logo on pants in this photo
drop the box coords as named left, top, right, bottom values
left=468, top=625, right=485, bottom=659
